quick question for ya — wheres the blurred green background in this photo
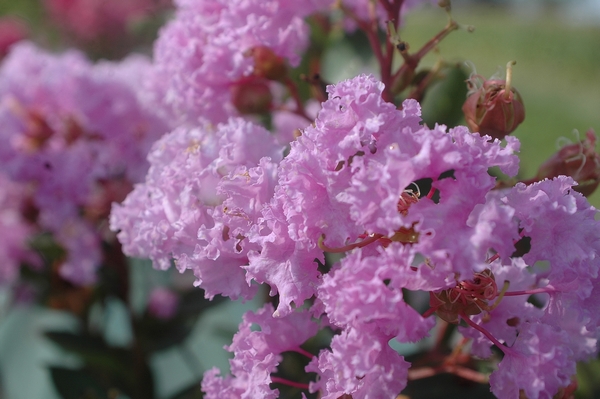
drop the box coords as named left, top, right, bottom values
left=404, top=3, right=600, bottom=207
left=321, top=1, right=600, bottom=207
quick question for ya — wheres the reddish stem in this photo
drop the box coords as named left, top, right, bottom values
left=487, top=253, right=500, bottom=264
left=283, top=77, right=311, bottom=122
left=292, top=346, right=315, bottom=360
left=391, top=20, right=458, bottom=94
left=422, top=306, right=437, bottom=318
left=426, top=187, right=437, bottom=200
left=340, top=3, right=393, bottom=101
left=503, top=286, right=556, bottom=297
left=270, top=376, right=310, bottom=390
left=318, top=233, right=384, bottom=253
left=379, top=0, right=403, bottom=101
left=460, top=312, right=515, bottom=356
left=408, top=364, right=488, bottom=384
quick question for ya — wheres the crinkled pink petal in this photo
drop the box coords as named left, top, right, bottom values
left=307, top=328, right=409, bottom=399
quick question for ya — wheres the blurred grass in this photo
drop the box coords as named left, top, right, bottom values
left=402, top=4, right=600, bottom=206
left=0, top=0, right=45, bottom=26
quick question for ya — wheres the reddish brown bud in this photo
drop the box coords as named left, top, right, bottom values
left=462, top=61, right=525, bottom=140
left=0, top=17, right=28, bottom=59
left=534, top=129, right=600, bottom=197
left=23, top=110, right=55, bottom=151
left=231, top=76, right=273, bottom=115
left=249, top=46, right=287, bottom=81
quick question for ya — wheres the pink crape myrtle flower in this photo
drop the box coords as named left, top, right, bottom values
left=246, top=74, right=520, bottom=317
left=202, top=303, right=318, bottom=399
left=453, top=177, right=600, bottom=396
left=0, top=42, right=168, bottom=284
left=110, top=118, right=284, bottom=300
left=0, top=174, right=39, bottom=285
left=112, top=71, right=600, bottom=398
left=306, top=327, right=410, bottom=399
left=147, top=287, right=179, bottom=320
left=242, top=75, right=600, bottom=398
left=150, top=0, right=330, bottom=124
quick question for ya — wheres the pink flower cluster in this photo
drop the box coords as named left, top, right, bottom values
left=150, top=0, right=329, bottom=124
left=112, top=73, right=600, bottom=399
left=111, top=118, right=284, bottom=299
left=0, top=42, right=168, bottom=284
left=44, top=0, right=168, bottom=43
left=148, top=0, right=439, bottom=125
left=2, top=0, right=595, bottom=397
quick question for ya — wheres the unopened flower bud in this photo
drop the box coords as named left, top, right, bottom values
left=249, top=46, right=287, bottom=81
left=438, top=0, right=451, bottom=11
left=231, top=76, right=273, bottom=115
left=534, top=129, right=600, bottom=197
left=147, top=287, right=179, bottom=320
left=23, top=109, right=55, bottom=151
left=462, top=61, right=525, bottom=140
left=0, top=17, right=28, bottom=59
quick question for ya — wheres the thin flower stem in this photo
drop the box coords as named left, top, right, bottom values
left=408, top=364, right=489, bottom=384
left=426, top=187, right=437, bottom=200
left=446, top=337, right=469, bottom=363
left=406, top=59, right=442, bottom=101
left=504, top=286, right=556, bottom=297
left=487, top=253, right=500, bottom=264
left=340, top=4, right=385, bottom=65
left=445, top=365, right=489, bottom=384
left=283, top=77, right=311, bottom=122
left=318, top=233, right=383, bottom=253
left=413, top=19, right=459, bottom=61
left=380, top=0, right=404, bottom=100
left=292, top=346, right=315, bottom=360
left=339, top=2, right=396, bottom=101
left=391, top=20, right=458, bottom=94
left=460, top=312, right=514, bottom=356
left=270, top=376, right=310, bottom=390
left=422, top=306, right=437, bottom=318
left=433, top=319, right=450, bottom=350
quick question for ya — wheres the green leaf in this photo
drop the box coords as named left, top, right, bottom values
left=137, top=318, right=197, bottom=353
left=401, top=372, right=494, bottom=399
left=44, top=331, right=130, bottom=375
left=168, top=382, right=204, bottom=399
left=420, top=63, right=469, bottom=128
left=136, top=291, right=226, bottom=353
left=177, top=291, right=226, bottom=319
left=49, top=367, right=110, bottom=399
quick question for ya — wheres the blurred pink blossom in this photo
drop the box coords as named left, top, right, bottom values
left=44, top=0, right=169, bottom=42
left=147, top=287, right=179, bottom=320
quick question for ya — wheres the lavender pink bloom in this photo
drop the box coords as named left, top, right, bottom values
left=43, top=0, right=168, bottom=43
left=150, top=0, right=328, bottom=124
left=113, top=72, right=600, bottom=399
left=111, top=118, right=283, bottom=300
left=0, top=42, right=168, bottom=284
left=0, top=174, right=38, bottom=285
